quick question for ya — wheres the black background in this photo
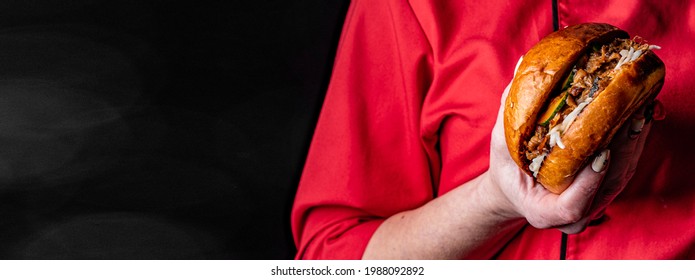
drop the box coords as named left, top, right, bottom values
left=0, top=0, right=349, bottom=259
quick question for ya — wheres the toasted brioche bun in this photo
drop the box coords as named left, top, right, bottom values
left=504, top=23, right=665, bottom=194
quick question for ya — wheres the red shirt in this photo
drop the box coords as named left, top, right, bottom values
left=291, top=0, right=695, bottom=259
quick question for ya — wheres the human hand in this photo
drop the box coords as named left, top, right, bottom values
left=484, top=57, right=653, bottom=234
left=561, top=103, right=655, bottom=231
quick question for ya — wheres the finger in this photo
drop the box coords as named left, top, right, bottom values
left=524, top=154, right=606, bottom=231
left=603, top=118, right=651, bottom=186
left=557, top=216, right=591, bottom=234
left=587, top=124, right=652, bottom=221
left=625, top=119, right=652, bottom=179
left=590, top=107, right=652, bottom=210
left=584, top=105, right=654, bottom=221
left=588, top=100, right=662, bottom=221
left=555, top=148, right=611, bottom=233
left=607, top=106, right=652, bottom=176
left=554, top=149, right=610, bottom=227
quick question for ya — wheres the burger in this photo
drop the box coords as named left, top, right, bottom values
left=504, top=23, right=665, bottom=194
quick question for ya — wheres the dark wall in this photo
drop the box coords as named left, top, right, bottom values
left=0, top=0, right=348, bottom=259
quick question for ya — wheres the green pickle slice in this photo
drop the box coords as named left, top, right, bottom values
left=538, top=68, right=575, bottom=126
left=538, top=92, right=568, bottom=126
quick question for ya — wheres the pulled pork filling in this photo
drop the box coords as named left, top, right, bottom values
left=525, top=38, right=655, bottom=177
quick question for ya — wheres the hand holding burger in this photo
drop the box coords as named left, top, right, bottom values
left=486, top=23, right=664, bottom=233
left=504, top=23, right=665, bottom=194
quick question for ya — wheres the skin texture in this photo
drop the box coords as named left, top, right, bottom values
left=504, top=23, right=665, bottom=193
left=362, top=57, right=654, bottom=259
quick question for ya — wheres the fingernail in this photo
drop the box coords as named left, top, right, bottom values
left=592, top=149, right=610, bottom=173
left=628, top=117, right=645, bottom=139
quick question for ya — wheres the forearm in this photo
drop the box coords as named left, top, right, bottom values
left=362, top=172, right=526, bottom=259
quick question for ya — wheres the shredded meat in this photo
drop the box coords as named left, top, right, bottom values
left=569, top=86, right=583, bottom=97
left=525, top=126, right=548, bottom=160
left=573, top=69, right=587, bottom=84
left=526, top=126, right=546, bottom=151
left=566, top=95, right=577, bottom=109
left=585, top=52, right=606, bottom=74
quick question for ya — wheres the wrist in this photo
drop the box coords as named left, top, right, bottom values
left=477, top=171, right=524, bottom=222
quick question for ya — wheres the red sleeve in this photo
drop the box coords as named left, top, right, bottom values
left=291, top=0, right=546, bottom=259
left=290, top=0, right=435, bottom=259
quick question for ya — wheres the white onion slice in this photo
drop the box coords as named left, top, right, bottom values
left=561, top=97, right=593, bottom=131
left=548, top=129, right=563, bottom=149
left=555, top=133, right=566, bottom=149
left=615, top=49, right=629, bottom=70
left=545, top=97, right=593, bottom=151
left=529, top=152, right=547, bottom=178
left=630, top=50, right=643, bottom=62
